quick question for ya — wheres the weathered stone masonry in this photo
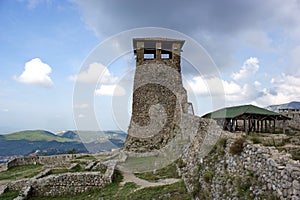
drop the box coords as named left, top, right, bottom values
left=125, top=38, right=189, bottom=152
left=4, top=154, right=116, bottom=198
left=179, top=130, right=300, bottom=200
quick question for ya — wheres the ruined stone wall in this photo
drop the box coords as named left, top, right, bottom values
left=7, top=159, right=115, bottom=198
left=277, top=118, right=300, bottom=134
left=0, top=163, right=7, bottom=172
left=179, top=132, right=300, bottom=199
left=6, top=154, right=82, bottom=169
left=31, top=172, right=111, bottom=196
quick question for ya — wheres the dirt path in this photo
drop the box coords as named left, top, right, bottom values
left=117, top=166, right=180, bottom=189
left=0, top=180, right=10, bottom=195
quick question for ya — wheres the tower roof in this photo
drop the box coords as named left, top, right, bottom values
left=133, top=37, right=185, bottom=50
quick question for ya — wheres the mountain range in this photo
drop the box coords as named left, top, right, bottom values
left=265, top=101, right=300, bottom=112
left=0, top=130, right=126, bottom=157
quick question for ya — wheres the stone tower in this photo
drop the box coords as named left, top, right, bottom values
left=125, top=38, right=188, bottom=152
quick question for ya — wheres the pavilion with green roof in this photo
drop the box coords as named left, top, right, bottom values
left=202, top=104, right=290, bottom=133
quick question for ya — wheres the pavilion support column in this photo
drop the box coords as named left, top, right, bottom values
left=273, top=120, right=276, bottom=133
left=283, top=120, right=286, bottom=134
left=265, top=120, right=267, bottom=132
left=244, top=119, right=246, bottom=133
left=257, top=120, right=260, bottom=133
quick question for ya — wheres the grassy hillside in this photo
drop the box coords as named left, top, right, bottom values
left=2, top=130, right=73, bottom=142
left=0, top=130, right=125, bottom=156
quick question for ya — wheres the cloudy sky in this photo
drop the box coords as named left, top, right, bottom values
left=1, top=0, right=300, bottom=133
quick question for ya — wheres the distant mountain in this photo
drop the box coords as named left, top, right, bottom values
left=57, top=130, right=80, bottom=140
left=266, top=101, right=300, bottom=112
left=3, top=130, right=73, bottom=142
left=0, top=130, right=126, bottom=157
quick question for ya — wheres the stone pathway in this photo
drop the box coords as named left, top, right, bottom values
left=0, top=181, right=9, bottom=195
left=117, top=166, right=180, bottom=189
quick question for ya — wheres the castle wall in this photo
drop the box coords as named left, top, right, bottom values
left=31, top=171, right=111, bottom=196
left=6, top=154, right=79, bottom=169
left=179, top=130, right=300, bottom=199
left=7, top=158, right=116, bottom=197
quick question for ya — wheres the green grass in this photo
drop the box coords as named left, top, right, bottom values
left=50, top=164, right=107, bottom=175
left=0, top=190, right=19, bottom=200
left=0, top=164, right=43, bottom=180
left=292, top=152, right=300, bottom=160
left=2, top=130, right=72, bottom=142
left=134, top=163, right=180, bottom=182
left=31, top=170, right=191, bottom=200
left=229, top=138, right=245, bottom=155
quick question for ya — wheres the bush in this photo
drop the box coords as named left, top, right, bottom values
left=229, top=138, right=245, bottom=155
left=203, top=170, right=214, bottom=183
left=250, top=136, right=261, bottom=144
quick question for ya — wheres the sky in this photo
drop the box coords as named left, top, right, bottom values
left=1, top=0, right=300, bottom=133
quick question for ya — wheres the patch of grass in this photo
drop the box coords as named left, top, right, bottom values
left=292, top=152, right=300, bottom=160
left=130, top=180, right=191, bottom=200
left=50, top=164, right=106, bottom=175
left=209, top=138, right=227, bottom=156
left=134, top=162, right=180, bottom=182
left=0, top=164, right=42, bottom=180
left=175, top=158, right=186, bottom=168
left=117, top=182, right=139, bottom=197
left=249, top=135, right=261, bottom=144
left=203, top=170, right=214, bottom=183
left=0, top=190, right=19, bottom=200
left=229, top=138, right=245, bottom=155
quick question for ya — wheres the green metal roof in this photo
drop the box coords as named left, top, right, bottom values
left=202, top=104, right=290, bottom=120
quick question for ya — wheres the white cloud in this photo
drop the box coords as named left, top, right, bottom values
left=95, top=84, right=125, bottom=96
left=187, top=76, right=240, bottom=96
left=15, top=58, right=54, bottom=87
left=187, top=74, right=265, bottom=103
left=254, top=74, right=300, bottom=106
left=2, top=109, right=8, bottom=112
left=69, top=62, right=117, bottom=84
left=74, top=103, right=89, bottom=109
left=232, top=57, right=260, bottom=81
left=78, top=114, right=85, bottom=118
left=254, top=81, right=261, bottom=87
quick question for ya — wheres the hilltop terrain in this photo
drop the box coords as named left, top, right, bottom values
left=0, top=130, right=125, bottom=157
left=266, top=101, right=300, bottom=112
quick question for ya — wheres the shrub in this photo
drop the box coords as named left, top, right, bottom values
left=229, top=138, right=245, bottom=155
left=203, top=170, right=214, bottom=183
left=250, top=136, right=261, bottom=144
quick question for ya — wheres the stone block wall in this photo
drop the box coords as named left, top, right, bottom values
left=31, top=172, right=111, bottom=196
left=6, top=154, right=82, bottom=169
left=178, top=132, right=300, bottom=199
left=7, top=159, right=115, bottom=198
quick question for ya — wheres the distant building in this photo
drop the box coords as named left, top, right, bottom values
left=278, top=108, right=300, bottom=133
left=203, top=104, right=290, bottom=133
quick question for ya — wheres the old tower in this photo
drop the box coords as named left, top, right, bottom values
left=125, top=38, right=188, bottom=152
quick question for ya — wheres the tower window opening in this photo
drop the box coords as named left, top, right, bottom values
left=161, top=54, right=170, bottom=59
left=144, top=54, right=155, bottom=59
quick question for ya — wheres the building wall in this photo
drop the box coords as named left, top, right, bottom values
left=278, top=109, right=300, bottom=133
